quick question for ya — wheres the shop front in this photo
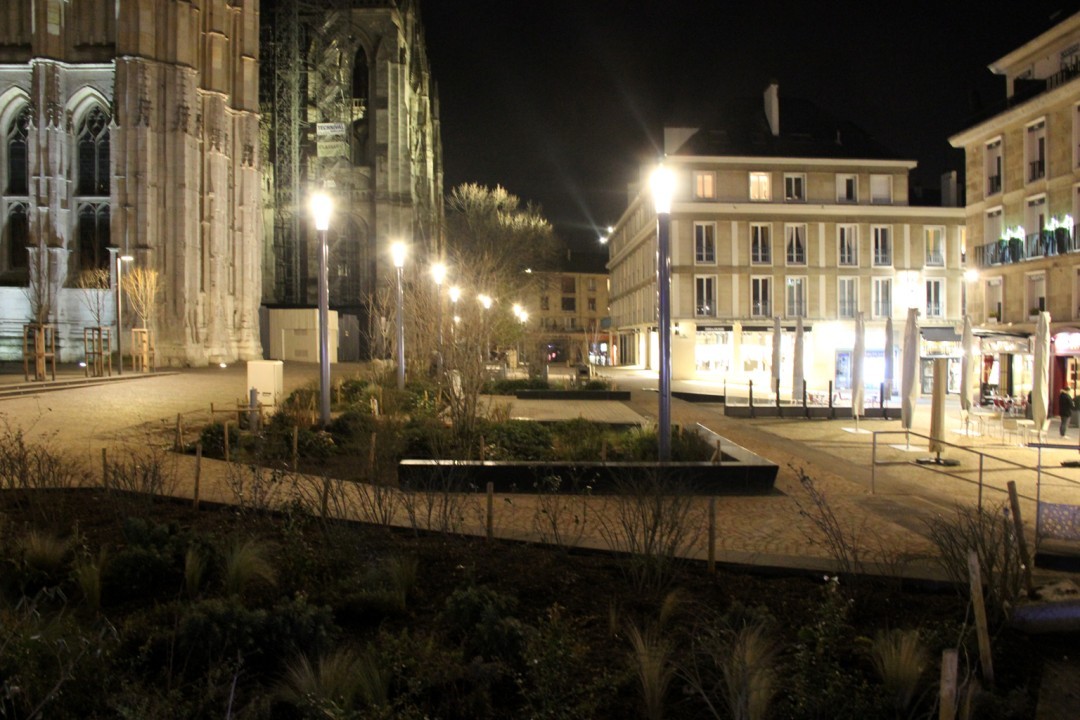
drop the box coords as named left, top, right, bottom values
left=1052, top=331, right=1080, bottom=415
left=919, top=326, right=962, bottom=395
left=977, top=332, right=1032, bottom=404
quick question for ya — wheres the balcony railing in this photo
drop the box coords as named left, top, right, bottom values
left=987, top=174, right=1002, bottom=194
left=751, top=302, right=771, bottom=318
left=974, top=225, right=1080, bottom=266
left=1029, top=158, right=1045, bottom=182
left=925, top=252, right=944, bottom=267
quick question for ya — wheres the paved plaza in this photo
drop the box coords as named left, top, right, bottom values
left=1, top=361, right=1078, bottom=582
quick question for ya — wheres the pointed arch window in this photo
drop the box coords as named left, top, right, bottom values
left=6, top=202, right=29, bottom=270
left=77, top=203, right=110, bottom=270
left=352, top=48, right=369, bottom=120
left=76, top=106, right=110, bottom=196
left=7, top=107, right=30, bottom=195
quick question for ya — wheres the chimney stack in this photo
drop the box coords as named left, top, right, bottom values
left=764, top=82, right=779, bottom=137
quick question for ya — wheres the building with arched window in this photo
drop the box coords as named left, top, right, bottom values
left=0, top=0, right=262, bottom=365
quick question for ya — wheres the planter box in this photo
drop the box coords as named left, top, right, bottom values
left=514, top=390, right=631, bottom=400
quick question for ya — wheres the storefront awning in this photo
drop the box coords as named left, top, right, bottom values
left=921, top=327, right=961, bottom=342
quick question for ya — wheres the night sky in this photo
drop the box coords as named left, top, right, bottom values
left=422, top=1, right=1080, bottom=254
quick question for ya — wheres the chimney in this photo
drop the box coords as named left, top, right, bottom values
left=941, top=171, right=959, bottom=207
left=764, top=82, right=779, bottom=137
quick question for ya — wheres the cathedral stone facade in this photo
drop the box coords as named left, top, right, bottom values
left=261, top=0, right=443, bottom=358
left=0, top=0, right=263, bottom=366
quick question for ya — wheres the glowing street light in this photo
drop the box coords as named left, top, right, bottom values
left=310, top=192, right=333, bottom=426
left=115, top=254, right=134, bottom=375
left=392, top=241, right=407, bottom=390
left=650, top=163, right=675, bottom=461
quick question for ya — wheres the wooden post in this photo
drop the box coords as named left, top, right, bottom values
left=939, top=649, right=958, bottom=720
left=803, top=380, right=809, bottom=419
left=486, top=481, right=494, bottom=541
left=174, top=413, right=183, bottom=452
left=320, top=478, right=331, bottom=519
left=1006, top=481, right=1035, bottom=598
left=828, top=380, right=835, bottom=419
left=291, top=426, right=299, bottom=470
left=223, top=421, right=231, bottom=462
left=101, top=447, right=108, bottom=490
left=749, top=380, right=755, bottom=418
left=707, top=497, right=716, bottom=575
left=369, top=432, right=377, bottom=479
left=193, top=442, right=202, bottom=511
left=210, top=402, right=215, bottom=418
left=966, top=550, right=995, bottom=685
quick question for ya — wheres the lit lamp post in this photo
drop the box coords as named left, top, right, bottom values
left=392, top=241, right=407, bottom=390
left=449, top=285, right=461, bottom=345
left=516, top=307, right=528, bottom=366
left=431, top=262, right=447, bottom=371
left=114, top=254, right=134, bottom=375
left=651, top=164, right=675, bottom=462
left=310, top=192, right=333, bottom=426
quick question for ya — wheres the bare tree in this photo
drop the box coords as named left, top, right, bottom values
left=121, top=266, right=160, bottom=329
left=75, top=268, right=111, bottom=328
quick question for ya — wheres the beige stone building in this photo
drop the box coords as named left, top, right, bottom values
left=950, top=10, right=1080, bottom=401
left=607, top=86, right=966, bottom=396
left=0, top=0, right=262, bottom=365
left=521, top=261, right=610, bottom=366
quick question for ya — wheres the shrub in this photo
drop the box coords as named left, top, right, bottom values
left=277, top=646, right=384, bottom=714
left=550, top=418, right=612, bottom=461
left=103, top=545, right=178, bottom=605
left=197, top=422, right=239, bottom=459
left=222, top=537, right=277, bottom=596
left=440, top=585, right=525, bottom=664
left=869, top=629, right=928, bottom=715
left=482, top=378, right=549, bottom=395
left=477, top=419, right=553, bottom=460
left=73, top=549, right=107, bottom=611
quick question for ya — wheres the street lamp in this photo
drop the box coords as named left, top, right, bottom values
left=517, top=308, right=528, bottom=366
left=310, top=192, right=333, bottom=426
left=115, top=254, right=134, bottom=375
left=392, top=241, right=407, bottom=390
left=431, top=262, right=447, bottom=371
left=650, top=163, right=675, bottom=461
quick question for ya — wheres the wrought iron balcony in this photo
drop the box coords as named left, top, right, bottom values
left=974, top=225, right=1079, bottom=266
left=987, top=174, right=1002, bottom=195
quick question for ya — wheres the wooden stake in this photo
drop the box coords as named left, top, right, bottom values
left=291, top=426, right=299, bottom=470
left=486, top=481, right=494, bottom=541
left=368, top=431, right=377, bottom=479
left=193, top=442, right=202, bottom=511
left=174, top=413, right=183, bottom=451
left=939, top=649, right=958, bottom=720
left=1006, top=480, right=1035, bottom=597
left=210, top=402, right=215, bottom=418
left=707, top=497, right=716, bottom=575
left=320, top=478, right=330, bottom=519
left=101, top=447, right=108, bottom=490
left=223, top=421, right=231, bottom=462
left=966, top=550, right=995, bottom=685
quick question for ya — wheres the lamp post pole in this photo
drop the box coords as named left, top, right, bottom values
left=432, top=262, right=446, bottom=373
left=392, top=242, right=407, bottom=390
left=115, top=254, right=133, bottom=375
left=311, top=192, right=333, bottom=427
left=652, top=165, right=674, bottom=462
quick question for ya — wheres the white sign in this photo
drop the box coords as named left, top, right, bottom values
left=316, top=122, right=346, bottom=137
left=317, top=140, right=349, bottom=158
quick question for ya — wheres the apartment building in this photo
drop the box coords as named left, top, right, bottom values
left=949, top=10, right=1080, bottom=400
left=607, top=85, right=966, bottom=395
left=521, top=258, right=610, bottom=365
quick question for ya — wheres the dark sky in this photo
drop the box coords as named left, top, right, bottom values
left=422, top=1, right=1080, bottom=253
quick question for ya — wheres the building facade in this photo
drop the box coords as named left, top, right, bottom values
left=608, top=86, right=966, bottom=397
left=0, top=0, right=262, bottom=365
left=522, top=266, right=610, bottom=366
left=260, top=0, right=443, bottom=359
left=950, top=10, right=1080, bottom=403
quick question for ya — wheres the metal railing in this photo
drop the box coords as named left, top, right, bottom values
left=1029, top=159, right=1045, bottom=182
left=869, top=428, right=1080, bottom=553
left=987, top=174, right=1002, bottom=195
left=974, top=224, right=1080, bottom=267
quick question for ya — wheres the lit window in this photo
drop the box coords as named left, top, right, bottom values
left=985, top=138, right=1003, bottom=195
left=749, top=172, right=771, bottom=201
left=693, top=171, right=716, bottom=199
left=870, top=174, right=892, bottom=204
left=925, top=227, right=945, bottom=267
left=1026, top=119, right=1046, bottom=182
